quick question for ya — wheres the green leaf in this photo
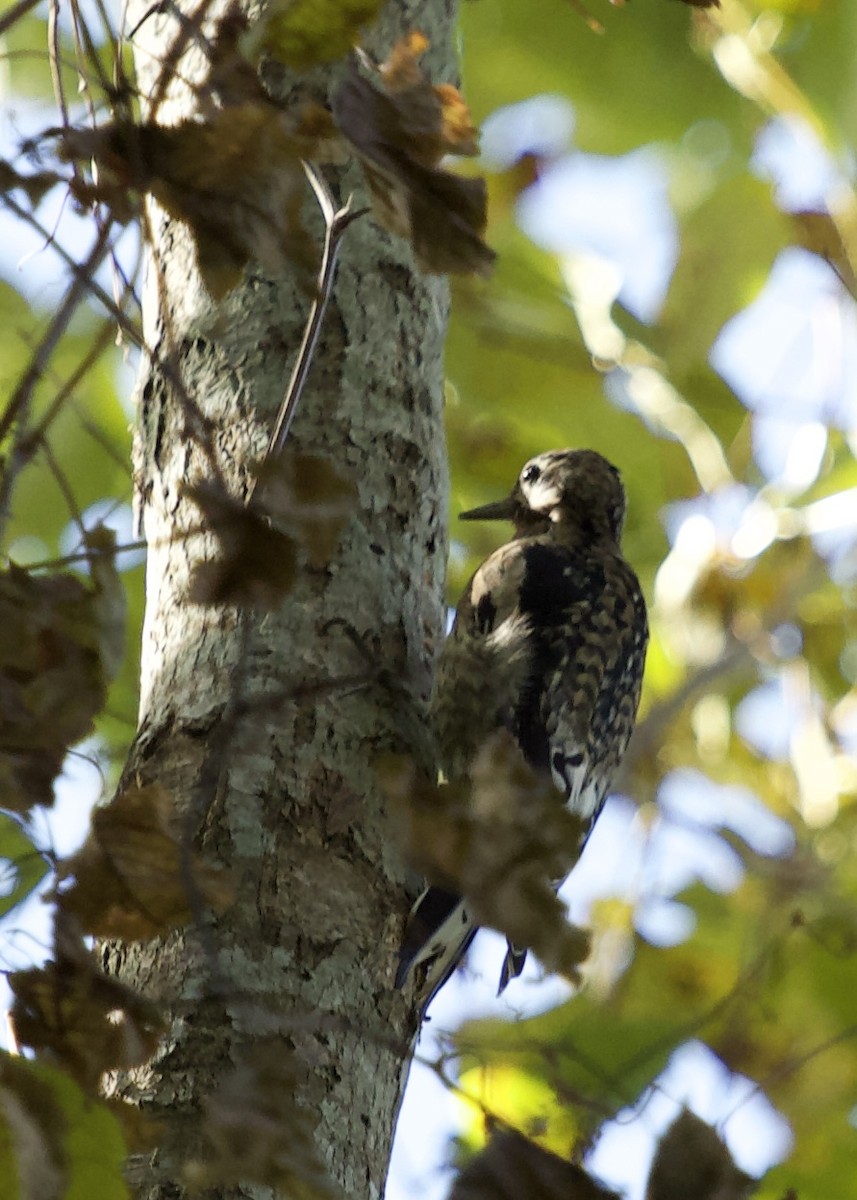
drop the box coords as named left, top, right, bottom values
left=0, top=813, right=48, bottom=918
left=0, top=1055, right=128, bottom=1200
left=245, top=0, right=385, bottom=71
left=456, top=997, right=680, bottom=1146
left=461, top=0, right=754, bottom=156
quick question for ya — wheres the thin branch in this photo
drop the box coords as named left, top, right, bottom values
left=0, top=191, right=142, bottom=345
left=723, top=1021, right=857, bottom=1127
left=0, top=221, right=111, bottom=445
left=47, top=0, right=69, bottom=131
left=70, top=0, right=115, bottom=108
left=40, top=439, right=88, bottom=544
left=262, top=162, right=367, bottom=466
left=21, top=319, right=118, bottom=455
left=0, top=221, right=115, bottom=542
left=0, top=0, right=42, bottom=37
left=135, top=0, right=220, bottom=122
left=74, top=405, right=135, bottom=476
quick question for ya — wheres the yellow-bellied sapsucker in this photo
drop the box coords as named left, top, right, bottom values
left=396, top=449, right=648, bottom=1008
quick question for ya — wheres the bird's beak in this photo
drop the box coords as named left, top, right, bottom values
left=459, top=495, right=518, bottom=522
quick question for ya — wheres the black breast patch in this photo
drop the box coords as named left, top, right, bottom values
left=517, top=542, right=604, bottom=624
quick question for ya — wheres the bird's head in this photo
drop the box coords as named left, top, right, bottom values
left=460, top=449, right=627, bottom=543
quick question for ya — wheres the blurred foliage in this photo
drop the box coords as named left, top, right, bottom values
left=0, top=811, right=48, bottom=917
left=0, top=1054, right=129, bottom=1200
left=437, top=1, right=857, bottom=1198
left=0, top=0, right=856, bottom=1197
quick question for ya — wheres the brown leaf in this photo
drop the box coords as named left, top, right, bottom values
left=9, top=913, right=166, bottom=1093
left=0, top=541, right=124, bottom=813
left=57, top=782, right=233, bottom=940
left=206, top=6, right=349, bottom=161
left=434, top=84, right=481, bottom=157
left=450, top=1128, right=619, bottom=1200
left=184, top=478, right=299, bottom=608
left=0, top=159, right=61, bottom=207
left=255, top=451, right=358, bottom=568
left=102, top=1096, right=163, bottom=1154
left=204, top=4, right=269, bottom=108
left=63, top=104, right=313, bottom=298
left=379, top=730, right=591, bottom=982
left=289, top=102, right=349, bottom=166
left=332, top=34, right=495, bottom=276
left=185, top=1041, right=339, bottom=1197
left=646, top=1110, right=757, bottom=1200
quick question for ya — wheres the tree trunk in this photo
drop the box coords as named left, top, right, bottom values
left=101, top=2, right=454, bottom=1194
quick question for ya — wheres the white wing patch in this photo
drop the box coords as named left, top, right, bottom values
left=549, top=743, right=593, bottom=813
left=547, top=695, right=607, bottom=830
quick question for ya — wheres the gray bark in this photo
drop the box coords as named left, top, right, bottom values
left=101, top=2, right=454, bottom=1194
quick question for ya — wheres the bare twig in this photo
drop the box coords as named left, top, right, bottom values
left=39, top=440, right=88, bottom=544
left=0, top=192, right=142, bottom=345
left=70, top=0, right=115, bottom=105
left=0, top=0, right=42, bottom=36
left=263, top=162, right=367, bottom=466
left=0, top=221, right=115, bottom=542
left=47, top=0, right=69, bottom=130
left=135, top=0, right=220, bottom=121
left=0, top=220, right=114, bottom=440
left=21, top=320, right=118, bottom=455
left=13, top=539, right=147, bottom=571
left=723, top=1021, right=857, bottom=1126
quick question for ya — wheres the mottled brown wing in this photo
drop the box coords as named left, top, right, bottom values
left=536, top=552, right=648, bottom=829
left=432, top=539, right=534, bottom=781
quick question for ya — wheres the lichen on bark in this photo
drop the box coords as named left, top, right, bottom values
left=102, top=1, right=456, bottom=1193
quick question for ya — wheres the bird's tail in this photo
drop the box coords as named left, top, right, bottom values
left=497, top=943, right=528, bottom=993
left=396, top=887, right=477, bottom=1010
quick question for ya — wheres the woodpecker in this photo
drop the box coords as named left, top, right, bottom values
left=397, top=449, right=648, bottom=1010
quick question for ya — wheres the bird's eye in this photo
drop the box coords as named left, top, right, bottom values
left=522, top=463, right=541, bottom=484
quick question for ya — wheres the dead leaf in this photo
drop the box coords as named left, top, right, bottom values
left=57, top=782, right=233, bottom=940
left=244, top=0, right=385, bottom=71
left=0, top=159, right=61, bottom=208
left=255, top=451, right=358, bottom=568
left=184, top=478, right=300, bottom=608
left=102, top=1096, right=163, bottom=1154
left=288, top=102, right=349, bottom=166
left=62, top=105, right=313, bottom=298
left=207, top=7, right=349, bottom=159
left=332, top=34, right=495, bottom=276
left=9, top=913, right=166, bottom=1093
left=185, top=1041, right=339, bottom=1197
left=204, top=3, right=269, bottom=108
left=0, top=538, right=124, bottom=813
left=646, top=1110, right=757, bottom=1200
left=433, top=84, right=481, bottom=157
left=379, top=730, right=591, bottom=982
left=450, top=1128, right=619, bottom=1200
